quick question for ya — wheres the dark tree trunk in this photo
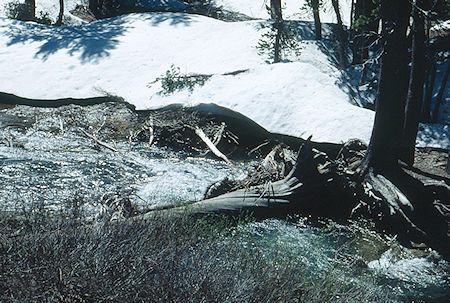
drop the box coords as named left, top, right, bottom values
left=400, top=0, right=426, bottom=166
left=23, top=0, right=35, bottom=21
left=311, top=0, right=322, bottom=40
left=352, top=0, right=365, bottom=64
left=56, top=0, right=64, bottom=26
left=422, top=61, right=437, bottom=121
left=273, top=21, right=283, bottom=63
left=432, top=62, right=450, bottom=122
left=270, top=0, right=282, bottom=20
left=271, top=0, right=283, bottom=63
left=358, top=0, right=411, bottom=173
left=331, top=0, right=348, bottom=68
left=350, top=0, right=355, bottom=31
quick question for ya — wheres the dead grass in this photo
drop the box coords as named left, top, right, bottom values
left=0, top=204, right=388, bottom=303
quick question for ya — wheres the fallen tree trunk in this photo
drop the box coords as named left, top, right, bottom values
left=143, top=138, right=345, bottom=219
left=139, top=139, right=449, bottom=258
left=137, top=138, right=350, bottom=221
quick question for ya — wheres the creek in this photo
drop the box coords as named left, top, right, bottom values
left=0, top=103, right=448, bottom=302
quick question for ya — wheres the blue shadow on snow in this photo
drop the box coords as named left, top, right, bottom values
left=1, top=11, right=195, bottom=63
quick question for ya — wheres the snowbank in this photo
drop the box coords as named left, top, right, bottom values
left=0, top=11, right=447, bottom=148
left=0, top=12, right=374, bottom=143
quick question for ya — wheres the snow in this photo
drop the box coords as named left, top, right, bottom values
left=0, top=2, right=448, bottom=149
left=0, top=13, right=375, bottom=144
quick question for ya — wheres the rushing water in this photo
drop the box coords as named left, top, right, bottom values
left=234, top=219, right=449, bottom=302
left=0, top=133, right=247, bottom=211
left=0, top=104, right=448, bottom=302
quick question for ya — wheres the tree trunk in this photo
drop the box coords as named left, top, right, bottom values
left=273, top=20, right=283, bottom=63
left=270, top=0, right=283, bottom=63
left=350, top=0, right=355, bottom=31
left=141, top=139, right=352, bottom=221
left=331, top=0, right=348, bottom=68
left=270, top=0, right=282, bottom=20
left=311, top=0, right=322, bottom=40
left=351, top=0, right=365, bottom=64
left=422, top=61, right=437, bottom=121
left=23, top=0, right=36, bottom=21
left=400, top=0, right=426, bottom=166
left=358, top=0, right=411, bottom=173
left=432, top=62, right=450, bottom=122
left=56, top=0, right=64, bottom=26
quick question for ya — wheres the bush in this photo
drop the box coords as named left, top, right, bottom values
left=149, top=64, right=211, bottom=95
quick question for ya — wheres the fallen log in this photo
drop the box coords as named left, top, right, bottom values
left=141, top=138, right=352, bottom=219
left=139, top=138, right=449, bottom=259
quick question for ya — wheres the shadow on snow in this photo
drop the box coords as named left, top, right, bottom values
left=1, top=12, right=195, bottom=63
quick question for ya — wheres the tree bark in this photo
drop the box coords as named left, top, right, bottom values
left=400, top=0, right=426, bottom=166
left=422, top=61, right=437, bottom=121
left=23, top=0, right=36, bottom=21
left=270, top=0, right=283, bottom=63
left=273, top=20, right=283, bottom=63
left=270, top=0, right=282, bottom=20
left=432, top=62, right=450, bottom=122
left=56, top=0, right=64, bottom=26
left=331, top=0, right=348, bottom=68
left=311, top=0, right=322, bottom=40
left=358, top=0, right=411, bottom=173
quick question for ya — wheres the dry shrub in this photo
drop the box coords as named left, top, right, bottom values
left=0, top=206, right=386, bottom=303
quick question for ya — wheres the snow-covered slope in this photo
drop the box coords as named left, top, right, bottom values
left=0, top=10, right=447, bottom=148
left=0, top=12, right=375, bottom=143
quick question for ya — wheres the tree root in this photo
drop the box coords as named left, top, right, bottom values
left=138, top=138, right=449, bottom=258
